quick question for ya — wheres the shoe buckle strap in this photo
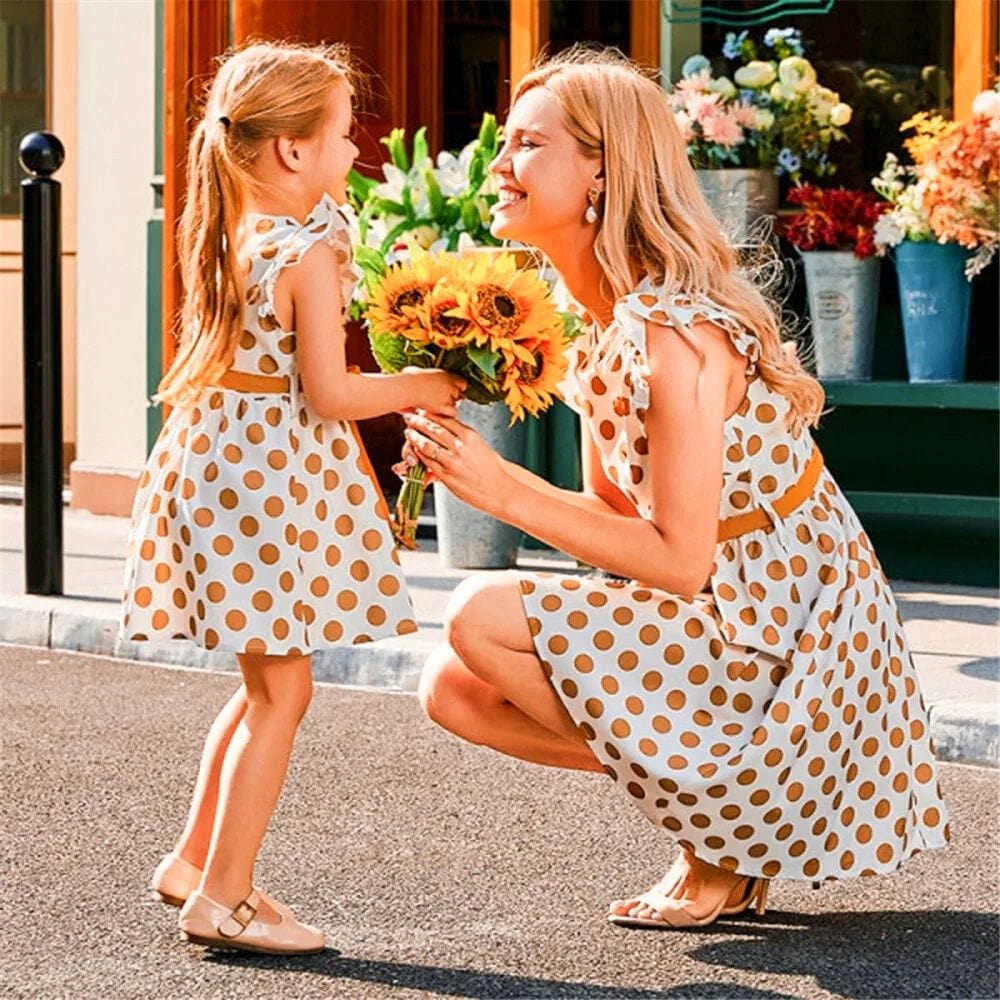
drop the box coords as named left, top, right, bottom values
left=218, top=894, right=259, bottom=938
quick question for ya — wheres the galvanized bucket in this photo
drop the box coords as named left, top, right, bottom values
left=800, top=251, right=881, bottom=381
left=436, top=400, right=527, bottom=568
left=696, top=168, right=779, bottom=245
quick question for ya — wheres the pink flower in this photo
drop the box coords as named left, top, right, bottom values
left=673, top=109, right=695, bottom=142
left=675, top=69, right=712, bottom=94
left=688, top=91, right=723, bottom=127
left=702, top=110, right=744, bottom=148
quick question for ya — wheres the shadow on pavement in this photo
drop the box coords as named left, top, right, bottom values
left=689, top=907, right=999, bottom=1000
left=194, top=908, right=998, bottom=998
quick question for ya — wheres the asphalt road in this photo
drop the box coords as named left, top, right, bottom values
left=2, top=645, right=998, bottom=1000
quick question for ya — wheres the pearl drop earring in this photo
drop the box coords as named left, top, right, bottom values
left=585, top=187, right=601, bottom=224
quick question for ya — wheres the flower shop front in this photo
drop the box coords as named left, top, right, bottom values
left=155, top=0, right=998, bottom=585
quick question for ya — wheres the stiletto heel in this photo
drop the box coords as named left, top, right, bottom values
left=754, top=878, right=769, bottom=916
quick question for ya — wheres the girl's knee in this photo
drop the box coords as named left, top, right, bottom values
left=241, top=655, right=314, bottom=720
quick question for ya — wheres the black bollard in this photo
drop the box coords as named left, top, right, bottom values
left=20, top=132, right=65, bottom=596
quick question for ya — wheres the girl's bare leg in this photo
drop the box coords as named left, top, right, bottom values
left=197, top=652, right=313, bottom=915
left=172, top=685, right=248, bottom=868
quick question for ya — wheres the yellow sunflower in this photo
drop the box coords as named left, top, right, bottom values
left=500, top=330, right=569, bottom=423
left=366, top=251, right=455, bottom=341
left=410, top=283, right=478, bottom=350
left=452, top=251, right=562, bottom=352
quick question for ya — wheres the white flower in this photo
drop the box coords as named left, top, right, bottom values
left=753, top=108, right=775, bottom=130
left=769, top=82, right=787, bottom=103
left=374, top=163, right=408, bottom=202
left=972, top=88, right=1000, bottom=118
left=873, top=211, right=906, bottom=251
left=778, top=56, right=817, bottom=94
left=829, top=102, right=852, bottom=127
left=734, top=60, right=776, bottom=89
left=707, top=75, right=738, bottom=100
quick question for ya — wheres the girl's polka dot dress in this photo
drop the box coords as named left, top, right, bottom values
left=520, top=276, right=949, bottom=882
left=120, top=194, right=417, bottom=656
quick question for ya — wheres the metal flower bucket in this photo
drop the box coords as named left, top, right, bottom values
left=800, top=251, right=881, bottom=381
left=696, top=168, right=779, bottom=245
left=436, top=400, right=527, bottom=568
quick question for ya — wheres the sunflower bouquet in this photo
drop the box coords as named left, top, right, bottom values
left=363, top=249, right=582, bottom=548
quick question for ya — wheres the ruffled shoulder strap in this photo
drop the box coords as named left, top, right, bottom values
left=256, top=193, right=362, bottom=327
left=621, top=280, right=761, bottom=373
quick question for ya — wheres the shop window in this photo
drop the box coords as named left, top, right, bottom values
left=0, top=0, right=46, bottom=217
left=443, top=0, right=510, bottom=151
left=699, top=0, right=954, bottom=189
left=549, top=1, right=631, bottom=57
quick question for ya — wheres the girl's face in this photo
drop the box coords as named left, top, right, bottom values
left=488, top=86, right=604, bottom=249
left=304, top=82, right=358, bottom=204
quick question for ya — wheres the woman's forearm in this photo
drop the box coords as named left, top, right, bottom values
left=501, top=459, right=626, bottom=518
left=495, top=468, right=708, bottom=596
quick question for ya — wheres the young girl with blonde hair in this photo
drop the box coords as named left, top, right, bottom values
left=120, top=41, right=463, bottom=954
left=411, top=47, right=949, bottom=928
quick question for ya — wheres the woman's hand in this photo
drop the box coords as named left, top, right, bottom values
left=401, top=410, right=510, bottom=515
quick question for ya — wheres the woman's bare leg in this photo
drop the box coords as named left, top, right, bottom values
left=197, top=651, right=313, bottom=915
left=172, top=685, right=248, bottom=868
left=419, top=574, right=602, bottom=773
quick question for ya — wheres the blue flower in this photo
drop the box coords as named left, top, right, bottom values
left=764, top=27, right=804, bottom=56
left=681, top=54, right=711, bottom=77
left=777, top=147, right=801, bottom=175
left=723, top=30, right=748, bottom=60
left=739, top=88, right=758, bottom=105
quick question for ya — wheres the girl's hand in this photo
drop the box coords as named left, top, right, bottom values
left=402, top=411, right=510, bottom=515
left=402, top=367, right=466, bottom=417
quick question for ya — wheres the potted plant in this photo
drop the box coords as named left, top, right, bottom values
left=873, top=89, right=999, bottom=382
left=672, top=27, right=853, bottom=242
left=781, top=185, right=887, bottom=381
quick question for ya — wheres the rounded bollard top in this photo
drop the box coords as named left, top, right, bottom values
left=19, top=132, right=65, bottom=178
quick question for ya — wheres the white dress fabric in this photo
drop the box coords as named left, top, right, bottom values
left=120, top=194, right=417, bottom=655
left=519, top=276, right=949, bottom=881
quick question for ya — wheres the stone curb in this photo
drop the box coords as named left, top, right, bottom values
left=2, top=594, right=997, bottom=766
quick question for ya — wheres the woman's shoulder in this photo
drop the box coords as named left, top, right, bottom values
left=616, top=277, right=760, bottom=366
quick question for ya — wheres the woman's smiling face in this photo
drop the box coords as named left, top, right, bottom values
left=488, top=86, right=604, bottom=249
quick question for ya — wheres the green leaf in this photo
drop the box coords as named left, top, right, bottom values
left=379, top=218, right=417, bottom=254
left=468, top=153, right=485, bottom=190
left=401, top=184, right=414, bottom=220
left=463, top=379, right=502, bottom=405
left=368, top=331, right=410, bottom=373
left=374, top=196, right=407, bottom=217
left=478, top=113, right=498, bottom=152
left=354, top=245, right=387, bottom=278
left=424, top=168, right=445, bottom=217
left=466, top=345, right=500, bottom=378
left=381, top=129, right=409, bottom=171
left=460, top=199, right=480, bottom=233
left=347, top=168, right=378, bottom=202
left=412, top=126, right=428, bottom=166
left=560, top=310, right=585, bottom=342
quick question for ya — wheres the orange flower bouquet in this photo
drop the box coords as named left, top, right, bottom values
left=362, top=249, right=582, bottom=548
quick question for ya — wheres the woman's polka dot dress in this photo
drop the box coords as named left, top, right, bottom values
left=120, top=193, right=417, bottom=656
left=519, top=276, right=949, bottom=882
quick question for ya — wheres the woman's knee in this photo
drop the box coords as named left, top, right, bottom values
left=418, top=648, right=492, bottom=738
left=444, top=572, right=519, bottom=659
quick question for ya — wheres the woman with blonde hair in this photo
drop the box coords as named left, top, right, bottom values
left=408, top=47, right=948, bottom=928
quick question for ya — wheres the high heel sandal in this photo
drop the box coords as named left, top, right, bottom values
left=608, top=876, right=769, bottom=930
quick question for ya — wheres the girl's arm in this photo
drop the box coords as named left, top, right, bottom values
left=407, top=318, right=741, bottom=596
left=287, top=240, right=461, bottom=421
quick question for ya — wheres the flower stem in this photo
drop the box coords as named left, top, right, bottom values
left=392, top=461, right=427, bottom=550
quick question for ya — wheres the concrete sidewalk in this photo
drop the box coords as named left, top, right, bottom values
left=1, top=502, right=997, bottom=765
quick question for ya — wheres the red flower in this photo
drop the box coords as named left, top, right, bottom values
left=781, top=185, right=888, bottom=259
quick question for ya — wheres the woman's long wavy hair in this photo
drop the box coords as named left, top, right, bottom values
left=156, top=41, right=354, bottom=407
left=514, top=47, right=824, bottom=432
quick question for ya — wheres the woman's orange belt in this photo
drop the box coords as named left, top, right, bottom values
left=211, top=370, right=291, bottom=393
left=717, top=445, right=824, bottom=542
